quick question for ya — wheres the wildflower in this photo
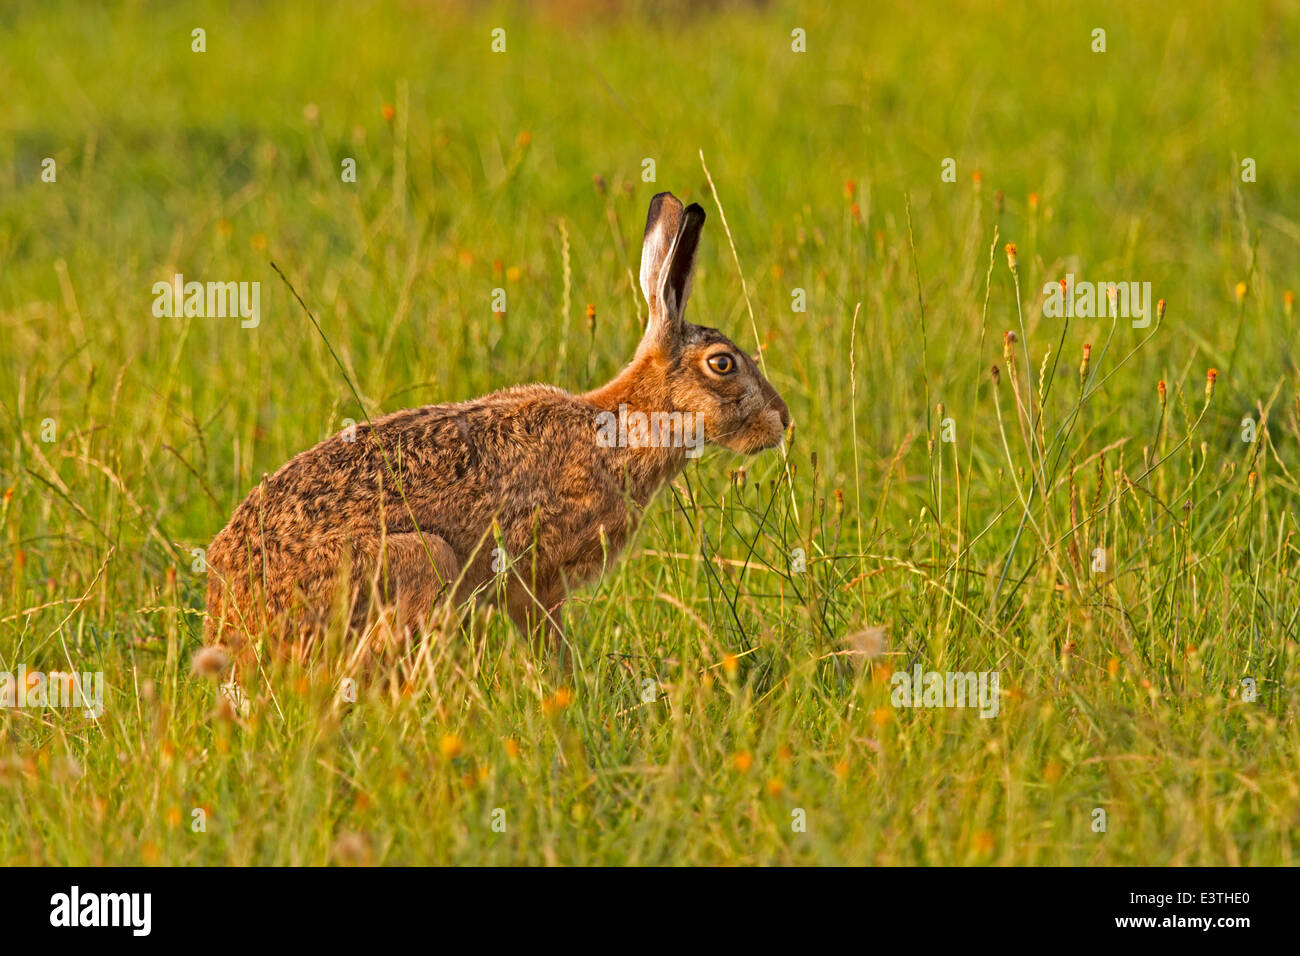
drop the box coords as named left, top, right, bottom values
left=843, top=180, right=856, bottom=200
left=542, top=687, right=573, bottom=715
left=1002, top=330, right=1017, bottom=364
left=332, top=831, right=372, bottom=866
left=586, top=302, right=596, bottom=335
left=844, top=626, right=887, bottom=660
left=190, top=646, right=231, bottom=679
left=1205, top=368, right=1218, bottom=404
left=1028, top=192, right=1040, bottom=212
left=1079, top=343, right=1092, bottom=381
left=1284, top=290, right=1294, bottom=318
left=1157, top=298, right=1167, bottom=323
left=381, top=103, right=396, bottom=123
left=721, top=653, right=739, bottom=677
left=1234, top=281, right=1247, bottom=303
left=1004, top=242, right=1017, bottom=272
left=1157, top=379, right=1167, bottom=409
left=732, top=751, right=753, bottom=773
left=439, top=734, right=463, bottom=760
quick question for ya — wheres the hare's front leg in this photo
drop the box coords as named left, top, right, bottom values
left=369, top=531, right=460, bottom=636
left=505, top=581, right=567, bottom=659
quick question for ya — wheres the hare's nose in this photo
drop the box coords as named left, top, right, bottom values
left=775, top=397, right=790, bottom=429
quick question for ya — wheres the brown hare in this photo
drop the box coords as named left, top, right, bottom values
left=204, top=191, right=789, bottom=664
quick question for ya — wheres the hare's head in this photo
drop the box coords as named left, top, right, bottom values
left=632, top=192, right=789, bottom=455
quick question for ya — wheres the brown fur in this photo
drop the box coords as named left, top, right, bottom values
left=204, top=192, right=789, bottom=662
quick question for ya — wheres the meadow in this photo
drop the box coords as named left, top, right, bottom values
left=1, top=0, right=1298, bottom=865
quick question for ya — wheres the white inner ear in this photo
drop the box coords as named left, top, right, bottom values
left=639, top=220, right=675, bottom=308
left=654, top=229, right=686, bottom=320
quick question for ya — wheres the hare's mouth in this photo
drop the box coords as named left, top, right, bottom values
left=714, top=410, right=786, bottom=454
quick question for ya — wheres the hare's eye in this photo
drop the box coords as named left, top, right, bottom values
left=707, top=353, right=736, bottom=375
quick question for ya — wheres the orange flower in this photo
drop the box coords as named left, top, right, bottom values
left=542, top=688, right=573, bottom=716
left=732, top=751, right=753, bottom=773
left=381, top=103, right=396, bottom=123
left=439, top=734, right=463, bottom=759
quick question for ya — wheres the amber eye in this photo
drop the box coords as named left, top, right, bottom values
left=706, top=353, right=736, bottom=375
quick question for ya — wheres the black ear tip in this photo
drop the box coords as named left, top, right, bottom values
left=685, top=202, right=706, bottom=221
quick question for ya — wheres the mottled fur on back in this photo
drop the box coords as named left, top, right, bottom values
left=205, top=192, right=789, bottom=661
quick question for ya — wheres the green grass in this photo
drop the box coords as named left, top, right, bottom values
left=2, top=0, right=1299, bottom=865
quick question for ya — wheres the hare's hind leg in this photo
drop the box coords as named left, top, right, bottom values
left=371, top=531, right=460, bottom=637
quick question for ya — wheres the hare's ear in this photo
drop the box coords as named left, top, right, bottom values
left=639, top=193, right=706, bottom=350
